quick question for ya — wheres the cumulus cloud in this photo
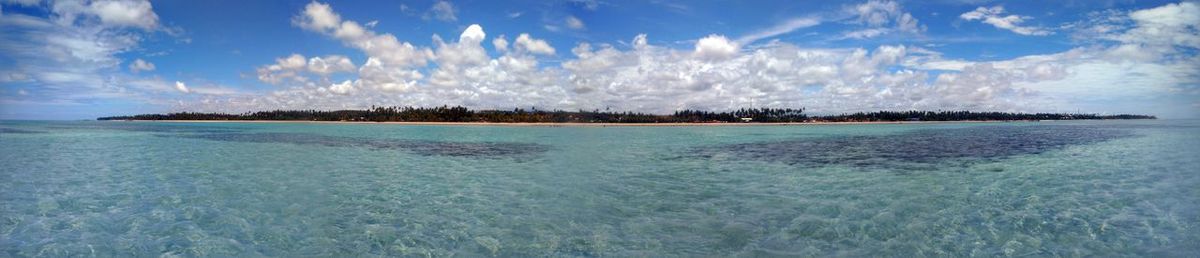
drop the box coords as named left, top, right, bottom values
left=191, top=22, right=567, bottom=112
left=129, top=58, right=155, bottom=73
left=255, top=54, right=306, bottom=84
left=256, top=53, right=355, bottom=85
left=841, top=0, right=923, bottom=39
left=177, top=1, right=1198, bottom=119
left=356, top=57, right=423, bottom=92
left=191, top=3, right=1023, bottom=113
left=961, top=6, right=1053, bottom=36
left=560, top=37, right=1044, bottom=113
left=694, top=34, right=738, bottom=60
left=459, top=23, right=485, bottom=43
left=513, top=33, right=555, bottom=55
left=87, top=0, right=159, bottom=29
left=307, top=55, right=356, bottom=75
left=327, top=80, right=354, bottom=94
left=853, top=0, right=903, bottom=27
left=174, top=81, right=189, bottom=93
left=48, top=0, right=160, bottom=30
left=294, top=1, right=430, bottom=67
left=492, top=35, right=509, bottom=52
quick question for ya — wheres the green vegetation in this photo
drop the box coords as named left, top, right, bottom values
left=96, top=106, right=1155, bottom=123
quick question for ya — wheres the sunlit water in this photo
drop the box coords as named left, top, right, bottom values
left=1, top=120, right=1197, bottom=257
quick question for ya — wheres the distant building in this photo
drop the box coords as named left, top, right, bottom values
left=740, top=117, right=753, bottom=123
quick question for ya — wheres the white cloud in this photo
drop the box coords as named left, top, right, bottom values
left=88, top=0, right=158, bottom=29
left=256, top=53, right=356, bottom=85
left=694, top=34, right=738, bottom=60
left=179, top=1, right=1198, bottom=119
left=459, top=24, right=485, bottom=43
left=853, top=0, right=903, bottom=27
left=1119, top=2, right=1199, bottom=48
left=839, top=0, right=924, bottom=39
left=327, top=80, right=354, bottom=94
left=961, top=6, right=1053, bottom=36
left=294, top=1, right=340, bottom=30
left=1129, top=2, right=1199, bottom=28
left=425, top=1, right=457, bottom=22
left=256, top=54, right=308, bottom=84
left=294, top=1, right=430, bottom=67
left=735, top=17, right=821, bottom=45
left=513, top=33, right=555, bottom=55
left=307, top=55, right=355, bottom=75
left=1066, top=2, right=1197, bottom=61
left=565, top=15, right=585, bottom=30
left=430, top=24, right=490, bottom=78
left=191, top=24, right=567, bottom=112
left=51, top=0, right=160, bottom=30
left=0, top=0, right=180, bottom=110
left=840, top=28, right=888, bottom=39
left=129, top=58, right=155, bottom=73
left=356, top=57, right=423, bottom=92
left=174, top=81, right=189, bottom=93
left=492, top=35, right=509, bottom=52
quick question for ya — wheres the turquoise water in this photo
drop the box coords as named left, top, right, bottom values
left=1, top=120, right=1197, bottom=257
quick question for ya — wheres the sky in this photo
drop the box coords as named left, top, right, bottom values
left=0, top=0, right=1197, bottom=120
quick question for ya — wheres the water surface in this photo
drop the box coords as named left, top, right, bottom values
left=1, top=120, right=1197, bottom=256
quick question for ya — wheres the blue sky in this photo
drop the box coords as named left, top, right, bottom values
left=1, top=0, right=1197, bottom=119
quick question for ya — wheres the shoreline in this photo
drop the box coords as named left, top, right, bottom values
left=109, top=119, right=1043, bottom=127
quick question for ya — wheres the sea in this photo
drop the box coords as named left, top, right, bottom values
left=1, top=120, right=1197, bottom=257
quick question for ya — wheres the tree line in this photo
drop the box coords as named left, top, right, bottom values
left=97, top=105, right=1155, bottom=123
left=813, top=110, right=1155, bottom=122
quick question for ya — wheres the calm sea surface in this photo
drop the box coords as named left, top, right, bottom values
left=1, top=120, right=1197, bottom=257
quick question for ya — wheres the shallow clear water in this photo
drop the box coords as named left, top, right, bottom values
left=1, top=120, right=1197, bottom=257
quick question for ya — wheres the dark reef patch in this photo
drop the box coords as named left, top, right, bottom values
left=49, top=123, right=245, bottom=134
left=172, top=132, right=549, bottom=158
left=688, top=125, right=1136, bottom=168
left=0, top=128, right=47, bottom=134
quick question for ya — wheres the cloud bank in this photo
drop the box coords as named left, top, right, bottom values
left=1, top=0, right=1196, bottom=119
left=171, top=1, right=1197, bottom=118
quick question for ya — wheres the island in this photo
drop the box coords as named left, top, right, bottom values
left=96, top=106, right=1157, bottom=123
